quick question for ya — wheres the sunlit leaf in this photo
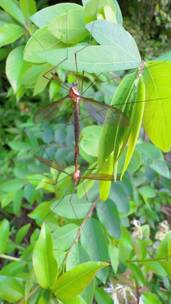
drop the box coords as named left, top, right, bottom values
left=0, top=219, right=10, bottom=254
left=0, top=24, right=24, bottom=47
left=0, top=275, right=24, bottom=302
left=53, top=261, right=108, bottom=300
left=31, top=3, right=81, bottom=28
left=84, top=0, right=123, bottom=24
left=20, top=0, right=37, bottom=18
left=143, top=61, right=171, bottom=152
left=48, top=6, right=88, bottom=44
left=32, top=223, right=58, bottom=289
left=0, top=0, right=25, bottom=25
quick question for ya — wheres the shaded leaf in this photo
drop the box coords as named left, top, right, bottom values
left=97, top=200, right=121, bottom=239
left=80, top=218, right=109, bottom=283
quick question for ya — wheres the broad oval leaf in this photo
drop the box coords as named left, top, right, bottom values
left=53, top=261, right=108, bottom=301
left=96, top=199, right=121, bottom=239
left=80, top=218, right=109, bottom=283
left=143, top=61, right=171, bottom=152
left=48, top=6, right=89, bottom=45
left=24, top=26, right=64, bottom=63
left=52, top=194, right=92, bottom=219
left=86, top=20, right=140, bottom=66
left=0, top=24, right=24, bottom=47
left=32, top=223, right=58, bottom=289
left=6, top=45, right=25, bottom=93
left=31, top=3, right=82, bottom=28
left=80, top=125, right=101, bottom=157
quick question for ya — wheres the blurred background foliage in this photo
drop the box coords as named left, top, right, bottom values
left=0, top=0, right=171, bottom=303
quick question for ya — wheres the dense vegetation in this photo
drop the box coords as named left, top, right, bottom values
left=0, top=0, right=171, bottom=303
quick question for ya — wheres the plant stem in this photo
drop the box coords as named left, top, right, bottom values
left=0, top=254, right=20, bottom=261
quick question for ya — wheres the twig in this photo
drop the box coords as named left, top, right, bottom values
left=0, top=254, right=21, bottom=262
left=64, top=200, right=97, bottom=263
left=17, top=286, right=39, bottom=304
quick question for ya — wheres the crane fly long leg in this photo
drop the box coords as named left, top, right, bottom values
left=36, top=156, right=72, bottom=178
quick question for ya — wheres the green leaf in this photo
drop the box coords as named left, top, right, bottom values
left=31, top=3, right=81, bottom=28
left=0, top=0, right=25, bottom=25
left=97, top=70, right=138, bottom=199
left=0, top=275, right=24, bottom=302
left=118, top=228, right=133, bottom=262
left=66, top=243, right=90, bottom=270
left=0, top=219, right=10, bottom=254
left=32, top=223, right=58, bottom=289
left=84, top=0, right=123, bottom=24
left=108, top=242, right=119, bottom=274
left=53, top=261, right=108, bottom=301
left=137, top=143, right=170, bottom=178
left=6, top=45, right=25, bottom=93
left=53, top=224, right=78, bottom=251
left=80, top=126, right=101, bottom=157
left=0, top=23, right=24, bottom=47
left=129, top=263, right=146, bottom=285
left=20, top=0, right=37, bottom=18
left=24, top=26, right=64, bottom=63
left=80, top=218, right=109, bottom=283
left=63, top=295, right=87, bottom=304
left=110, top=182, right=130, bottom=213
left=52, top=194, right=92, bottom=219
left=141, top=292, right=162, bottom=304
left=48, top=6, right=88, bottom=44
left=97, top=200, right=121, bottom=239
left=95, top=287, right=113, bottom=304
left=16, top=223, right=31, bottom=245
left=86, top=21, right=140, bottom=64
left=120, top=76, right=145, bottom=177
left=29, top=44, right=141, bottom=73
left=143, top=61, right=171, bottom=152
left=98, top=71, right=137, bottom=170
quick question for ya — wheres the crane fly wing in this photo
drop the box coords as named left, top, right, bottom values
left=34, top=95, right=69, bottom=123
left=36, top=156, right=71, bottom=177
left=80, top=96, right=128, bottom=126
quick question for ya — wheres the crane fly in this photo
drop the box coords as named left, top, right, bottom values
left=35, top=80, right=128, bottom=184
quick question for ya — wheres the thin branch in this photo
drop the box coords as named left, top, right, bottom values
left=0, top=254, right=21, bottom=262
left=64, top=200, right=97, bottom=263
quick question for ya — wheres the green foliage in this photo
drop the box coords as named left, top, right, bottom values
left=0, top=0, right=170, bottom=303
